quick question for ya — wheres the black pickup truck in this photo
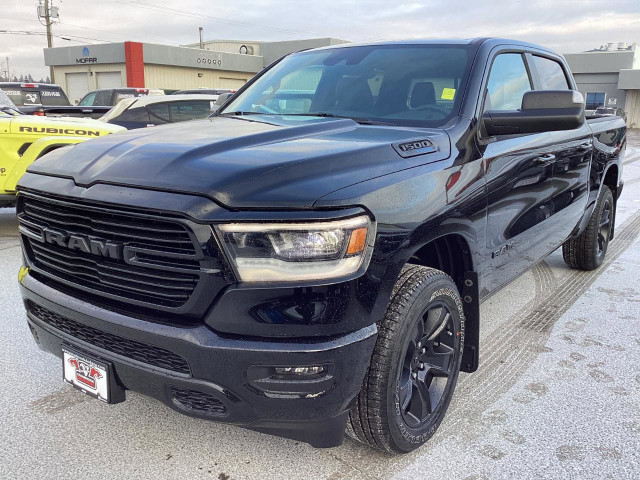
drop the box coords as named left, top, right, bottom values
left=0, top=83, right=110, bottom=118
left=16, top=38, right=626, bottom=453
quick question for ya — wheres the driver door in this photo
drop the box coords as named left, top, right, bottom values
left=480, top=52, right=564, bottom=292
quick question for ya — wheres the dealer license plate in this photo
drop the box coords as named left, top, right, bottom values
left=62, top=348, right=110, bottom=403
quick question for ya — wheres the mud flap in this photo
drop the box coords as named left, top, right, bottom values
left=461, top=271, right=479, bottom=373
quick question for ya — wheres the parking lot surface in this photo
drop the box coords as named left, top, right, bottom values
left=1, top=132, right=639, bottom=480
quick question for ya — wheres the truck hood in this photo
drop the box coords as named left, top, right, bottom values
left=10, top=114, right=125, bottom=136
left=27, top=116, right=450, bottom=208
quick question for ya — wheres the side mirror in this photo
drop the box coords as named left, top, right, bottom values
left=483, top=90, right=585, bottom=136
left=215, top=92, right=234, bottom=107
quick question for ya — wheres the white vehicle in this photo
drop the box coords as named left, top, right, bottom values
left=100, top=94, right=219, bottom=129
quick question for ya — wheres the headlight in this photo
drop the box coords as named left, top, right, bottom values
left=215, top=215, right=374, bottom=284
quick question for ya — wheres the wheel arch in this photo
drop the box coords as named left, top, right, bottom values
left=602, top=163, right=620, bottom=199
left=405, top=232, right=480, bottom=373
left=4, top=137, right=82, bottom=191
left=598, top=162, right=620, bottom=240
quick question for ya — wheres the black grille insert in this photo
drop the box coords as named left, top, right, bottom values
left=28, top=301, right=191, bottom=375
left=171, top=387, right=227, bottom=416
left=18, top=193, right=202, bottom=310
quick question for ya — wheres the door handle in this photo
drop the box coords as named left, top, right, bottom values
left=533, top=154, right=555, bottom=165
left=577, top=142, right=592, bottom=152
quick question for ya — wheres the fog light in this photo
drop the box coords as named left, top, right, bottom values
left=274, top=366, right=325, bottom=377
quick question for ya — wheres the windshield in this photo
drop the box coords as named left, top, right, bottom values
left=222, top=44, right=475, bottom=127
left=0, top=89, right=21, bottom=116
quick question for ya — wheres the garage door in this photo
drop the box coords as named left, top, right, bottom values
left=219, top=77, right=246, bottom=89
left=97, top=71, right=123, bottom=90
left=66, top=73, right=89, bottom=104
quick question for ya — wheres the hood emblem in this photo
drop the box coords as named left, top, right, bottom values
left=393, top=139, right=437, bottom=158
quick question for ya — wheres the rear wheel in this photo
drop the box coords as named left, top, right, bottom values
left=562, top=185, right=614, bottom=270
left=347, top=265, right=464, bottom=453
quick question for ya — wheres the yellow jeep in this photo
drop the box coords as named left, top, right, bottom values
left=0, top=93, right=124, bottom=206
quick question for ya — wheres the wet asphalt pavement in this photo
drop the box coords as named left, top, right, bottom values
left=1, top=133, right=639, bottom=480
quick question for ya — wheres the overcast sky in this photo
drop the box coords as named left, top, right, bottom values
left=2, top=0, right=640, bottom=80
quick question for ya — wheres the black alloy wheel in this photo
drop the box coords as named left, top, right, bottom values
left=399, top=303, right=456, bottom=428
left=347, top=265, right=464, bottom=453
left=597, top=197, right=612, bottom=260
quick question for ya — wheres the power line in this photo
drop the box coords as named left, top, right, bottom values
left=0, top=29, right=113, bottom=44
left=57, top=20, right=180, bottom=45
left=4, top=16, right=179, bottom=46
left=112, top=0, right=324, bottom=38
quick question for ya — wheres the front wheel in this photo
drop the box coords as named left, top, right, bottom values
left=562, top=185, right=614, bottom=270
left=347, top=265, right=465, bottom=453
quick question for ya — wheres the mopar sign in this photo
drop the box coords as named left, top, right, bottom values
left=76, top=46, right=98, bottom=64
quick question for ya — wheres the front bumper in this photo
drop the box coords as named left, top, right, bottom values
left=0, top=193, right=16, bottom=206
left=21, top=273, right=377, bottom=448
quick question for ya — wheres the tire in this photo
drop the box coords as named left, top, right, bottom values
left=562, top=185, right=614, bottom=271
left=346, top=265, right=465, bottom=453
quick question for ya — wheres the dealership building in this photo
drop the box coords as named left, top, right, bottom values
left=43, top=38, right=346, bottom=103
left=564, top=42, right=640, bottom=128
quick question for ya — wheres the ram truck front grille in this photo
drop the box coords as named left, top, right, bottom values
left=17, top=192, right=213, bottom=316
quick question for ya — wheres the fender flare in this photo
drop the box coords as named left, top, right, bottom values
left=571, top=160, right=622, bottom=240
left=4, top=136, right=84, bottom=191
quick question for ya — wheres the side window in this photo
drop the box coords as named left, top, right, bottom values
left=78, top=92, right=96, bottom=106
left=117, top=107, right=151, bottom=124
left=95, top=91, right=111, bottom=106
left=586, top=92, right=606, bottom=110
left=484, top=53, right=532, bottom=111
left=147, top=103, right=170, bottom=123
left=169, top=101, right=212, bottom=122
left=531, top=56, right=570, bottom=90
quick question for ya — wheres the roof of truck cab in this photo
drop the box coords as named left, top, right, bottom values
left=295, top=37, right=557, bottom=54
left=126, top=94, right=219, bottom=108
left=0, top=82, right=63, bottom=88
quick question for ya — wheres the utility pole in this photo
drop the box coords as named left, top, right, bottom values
left=44, top=0, right=55, bottom=83
left=38, top=0, right=58, bottom=83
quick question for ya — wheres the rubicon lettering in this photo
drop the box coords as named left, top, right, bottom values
left=18, top=126, right=101, bottom=136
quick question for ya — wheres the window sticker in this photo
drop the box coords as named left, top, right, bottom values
left=441, top=88, right=456, bottom=100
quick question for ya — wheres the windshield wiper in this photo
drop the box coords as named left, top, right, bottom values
left=280, top=112, right=398, bottom=126
left=220, top=111, right=269, bottom=116
left=219, top=110, right=398, bottom=126
left=0, top=106, right=21, bottom=115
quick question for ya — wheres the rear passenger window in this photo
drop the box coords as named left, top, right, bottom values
left=484, top=54, right=532, bottom=111
left=169, top=101, right=212, bottom=122
left=147, top=103, right=170, bottom=123
left=118, top=107, right=151, bottom=123
left=532, top=56, right=570, bottom=90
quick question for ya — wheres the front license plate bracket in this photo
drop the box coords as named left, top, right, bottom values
left=62, top=344, right=125, bottom=404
